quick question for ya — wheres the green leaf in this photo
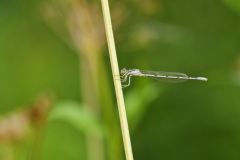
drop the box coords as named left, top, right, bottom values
left=49, top=101, right=104, bottom=137
left=222, top=0, right=240, bottom=14
left=125, top=83, right=162, bottom=130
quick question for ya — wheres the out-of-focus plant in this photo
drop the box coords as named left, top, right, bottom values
left=232, top=55, right=240, bottom=85
left=125, top=83, right=160, bottom=130
left=0, top=96, right=52, bottom=160
left=41, top=1, right=123, bottom=159
left=222, top=0, right=240, bottom=14
left=40, top=0, right=164, bottom=159
left=49, top=101, right=104, bottom=137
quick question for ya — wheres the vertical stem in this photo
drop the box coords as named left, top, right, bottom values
left=98, top=58, right=123, bottom=160
left=80, top=52, right=104, bottom=160
left=100, top=0, right=134, bottom=160
left=30, top=128, right=43, bottom=160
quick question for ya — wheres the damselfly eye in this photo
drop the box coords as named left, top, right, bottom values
left=121, top=68, right=127, bottom=75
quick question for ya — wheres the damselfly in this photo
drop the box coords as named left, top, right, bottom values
left=120, top=68, right=208, bottom=88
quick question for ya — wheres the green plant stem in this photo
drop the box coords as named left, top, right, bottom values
left=80, top=51, right=104, bottom=160
left=100, top=0, right=134, bottom=159
left=98, top=58, right=123, bottom=160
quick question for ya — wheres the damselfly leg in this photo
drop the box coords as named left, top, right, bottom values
left=121, top=75, right=132, bottom=88
left=122, top=75, right=132, bottom=88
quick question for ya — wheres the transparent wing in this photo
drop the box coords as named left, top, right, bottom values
left=140, top=70, right=191, bottom=82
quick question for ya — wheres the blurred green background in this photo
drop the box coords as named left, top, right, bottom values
left=1, top=0, right=240, bottom=160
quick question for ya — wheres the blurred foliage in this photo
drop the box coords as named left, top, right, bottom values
left=49, top=101, right=103, bottom=136
left=1, top=0, right=240, bottom=160
left=125, top=83, right=160, bottom=130
left=222, top=0, right=240, bottom=14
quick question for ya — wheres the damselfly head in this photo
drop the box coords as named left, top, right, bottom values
left=121, top=68, right=128, bottom=75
